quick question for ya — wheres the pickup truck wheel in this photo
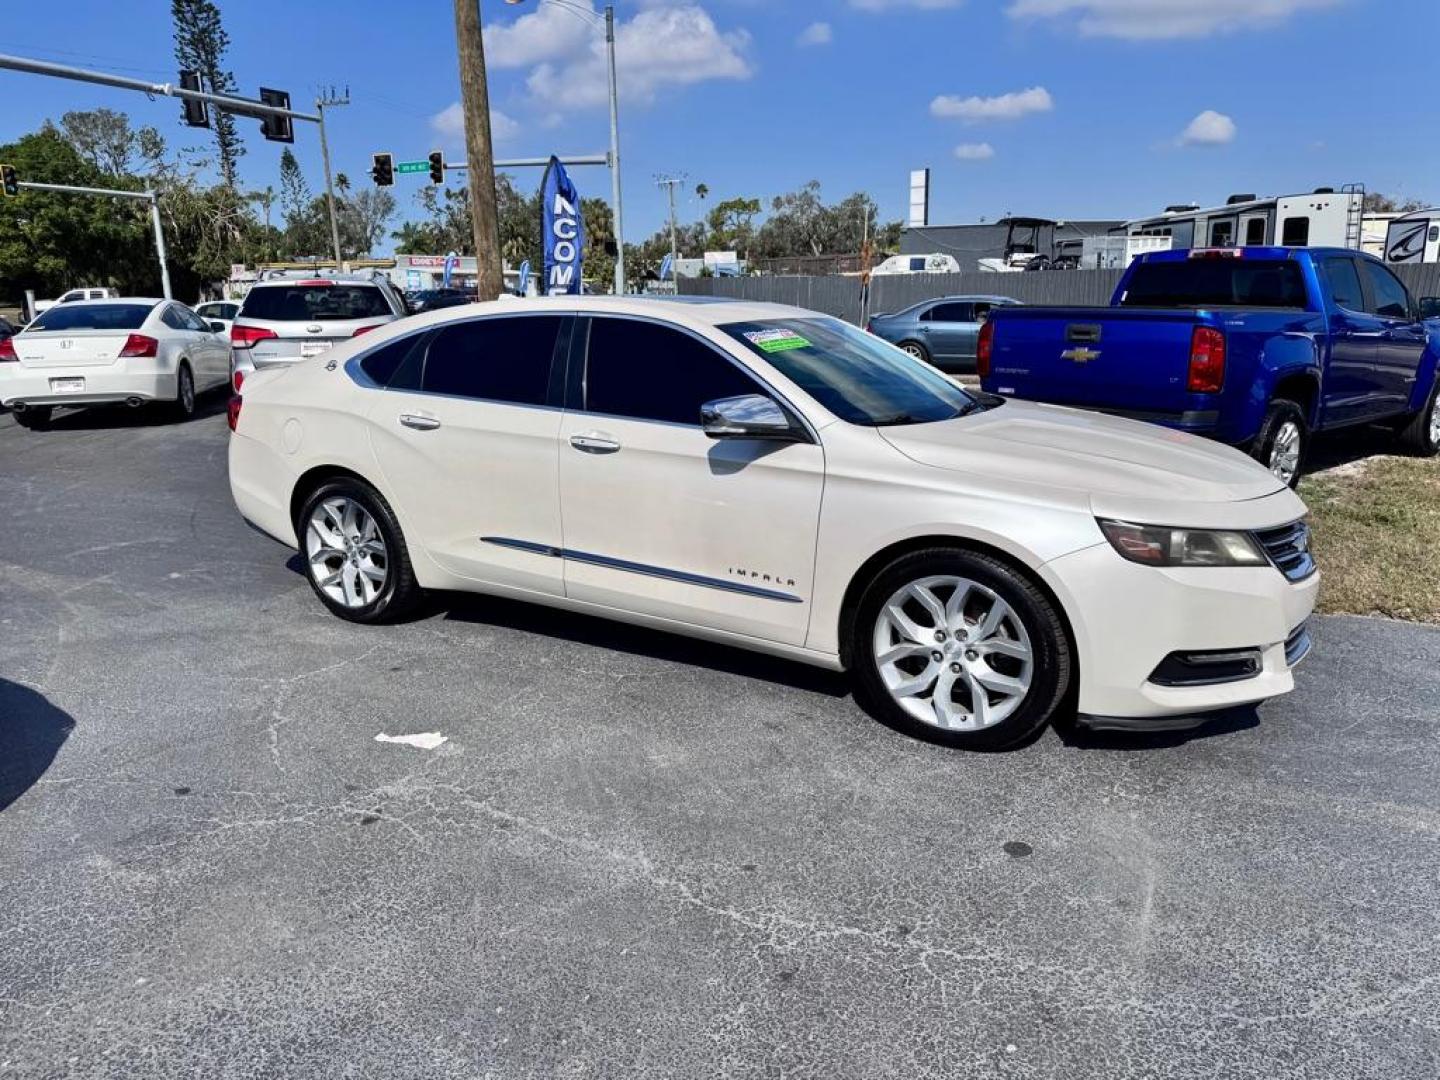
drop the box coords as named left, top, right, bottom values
left=898, top=340, right=930, bottom=363
left=852, top=548, right=1070, bottom=751
left=1397, top=385, right=1440, bottom=456
left=1251, top=400, right=1308, bottom=488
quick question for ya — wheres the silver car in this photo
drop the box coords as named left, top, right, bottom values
left=866, top=295, right=1020, bottom=373
left=229, top=271, right=407, bottom=390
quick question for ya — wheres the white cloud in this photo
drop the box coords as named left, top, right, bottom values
left=484, top=0, right=595, bottom=68
left=526, top=4, right=751, bottom=110
left=851, top=0, right=964, bottom=9
left=430, top=102, right=519, bottom=145
left=930, top=86, right=1053, bottom=122
left=797, top=21, right=833, bottom=46
left=1005, top=0, right=1340, bottom=40
left=1178, top=109, right=1236, bottom=146
left=953, top=142, right=995, bottom=160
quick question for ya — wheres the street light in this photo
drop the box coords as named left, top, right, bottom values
left=504, top=0, right=626, bottom=295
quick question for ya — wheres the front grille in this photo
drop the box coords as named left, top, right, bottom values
left=1253, top=520, right=1316, bottom=582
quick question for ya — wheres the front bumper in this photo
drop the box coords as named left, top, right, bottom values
left=1039, top=541, right=1319, bottom=722
left=0, top=364, right=178, bottom=408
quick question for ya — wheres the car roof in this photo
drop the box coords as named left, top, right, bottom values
left=407, top=294, right=830, bottom=328
left=56, top=297, right=165, bottom=306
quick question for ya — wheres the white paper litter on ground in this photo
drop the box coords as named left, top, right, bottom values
left=373, top=732, right=448, bottom=750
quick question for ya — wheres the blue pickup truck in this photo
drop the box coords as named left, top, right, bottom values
left=978, top=247, right=1440, bottom=485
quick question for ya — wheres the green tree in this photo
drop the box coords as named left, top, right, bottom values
left=171, top=0, right=244, bottom=187
left=59, top=109, right=166, bottom=178
left=705, top=196, right=761, bottom=252
left=339, top=188, right=396, bottom=257
left=1364, top=191, right=1428, bottom=214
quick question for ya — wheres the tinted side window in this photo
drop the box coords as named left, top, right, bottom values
left=420, top=316, right=562, bottom=405
left=160, top=306, right=189, bottom=330
left=1321, top=258, right=1364, bottom=312
left=1361, top=260, right=1412, bottom=319
left=928, top=303, right=973, bottom=322
left=360, top=333, right=427, bottom=387
left=182, top=308, right=212, bottom=333
left=584, top=318, right=761, bottom=425
left=1281, top=217, right=1310, bottom=246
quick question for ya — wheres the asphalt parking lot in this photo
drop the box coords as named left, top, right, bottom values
left=3, top=399, right=1439, bottom=1079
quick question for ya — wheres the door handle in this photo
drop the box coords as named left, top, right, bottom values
left=569, top=432, right=621, bottom=454
left=917, top=326, right=931, bottom=333
left=399, top=413, right=441, bottom=431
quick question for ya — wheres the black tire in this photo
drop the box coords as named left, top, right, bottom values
left=295, top=477, right=422, bottom=624
left=171, top=363, right=196, bottom=421
left=13, top=406, right=52, bottom=430
left=1249, top=399, right=1308, bottom=489
left=1397, top=382, right=1440, bottom=456
left=850, top=547, right=1071, bottom=751
left=897, top=340, right=930, bottom=364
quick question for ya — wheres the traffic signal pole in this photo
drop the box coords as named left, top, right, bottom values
left=19, top=181, right=171, bottom=300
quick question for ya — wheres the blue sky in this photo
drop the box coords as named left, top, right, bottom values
left=1, top=0, right=1435, bottom=252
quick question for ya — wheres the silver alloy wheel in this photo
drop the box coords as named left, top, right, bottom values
left=872, top=575, right=1034, bottom=731
left=306, top=497, right=388, bottom=608
left=178, top=366, right=195, bottom=412
left=1429, top=393, right=1440, bottom=448
left=902, top=343, right=925, bottom=359
left=1269, top=420, right=1302, bottom=484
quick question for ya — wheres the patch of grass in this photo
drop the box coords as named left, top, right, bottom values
left=1300, top=454, right=1440, bottom=623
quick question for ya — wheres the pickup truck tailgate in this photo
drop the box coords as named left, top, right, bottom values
left=987, top=307, right=1201, bottom=414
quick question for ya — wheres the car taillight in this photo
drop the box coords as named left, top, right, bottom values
left=0, top=337, right=17, bottom=362
left=227, top=394, right=242, bottom=432
left=976, top=319, right=995, bottom=378
left=232, top=369, right=245, bottom=392
left=351, top=324, right=382, bottom=337
left=1188, top=326, right=1226, bottom=393
left=231, top=324, right=277, bottom=349
left=119, top=333, right=158, bottom=358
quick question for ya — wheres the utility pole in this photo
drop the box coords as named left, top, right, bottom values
left=655, top=174, right=685, bottom=276
left=316, top=87, right=349, bottom=269
left=453, top=0, right=504, bottom=300
left=604, top=5, right=625, bottom=294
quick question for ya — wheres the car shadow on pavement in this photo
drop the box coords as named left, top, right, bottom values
left=32, top=390, right=228, bottom=431
left=436, top=592, right=853, bottom=698
left=1305, top=423, right=1411, bottom=473
left=0, top=679, right=76, bottom=812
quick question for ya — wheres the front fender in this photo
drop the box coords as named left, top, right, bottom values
left=1407, top=333, right=1440, bottom=412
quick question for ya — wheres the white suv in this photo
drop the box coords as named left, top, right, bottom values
left=228, top=297, right=1317, bottom=749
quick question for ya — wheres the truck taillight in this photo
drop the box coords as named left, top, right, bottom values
left=227, top=394, right=243, bottom=432
left=119, top=333, right=158, bottom=358
left=232, top=369, right=244, bottom=392
left=0, top=337, right=17, bottom=362
left=976, top=319, right=995, bottom=378
left=231, top=324, right=277, bottom=349
left=1188, top=326, right=1226, bottom=393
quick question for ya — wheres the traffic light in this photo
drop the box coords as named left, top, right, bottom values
left=178, top=70, right=209, bottom=128
left=371, top=152, right=394, bottom=187
left=428, top=150, right=444, bottom=185
left=0, top=164, right=17, bottom=198
left=259, top=87, right=294, bottom=143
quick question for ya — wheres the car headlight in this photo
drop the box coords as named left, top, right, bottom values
left=1097, top=519, right=1268, bottom=568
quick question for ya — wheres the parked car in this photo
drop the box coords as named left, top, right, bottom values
left=407, top=288, right=474, bottom=314
left=229, top=297, right=1317, bottom=750
left=229, top=271, right=408, bottom=390
left=0, top=298, right=230, bottom=428
left=195, top=300, right=239, bottom=337
left=979, top=247, right=1440, bottom=485
left=871, top=253, right=962, bottom=276
left=32, top=286, right=118, bottom=316
left=867, top=296, right=1021, bottom=372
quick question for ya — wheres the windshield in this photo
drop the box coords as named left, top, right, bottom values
left=240, top=284, right=391, bottom=321
left=1120, top=258, right=1308, bottom=309
left=721, top=317, right=979, bottom=426
left=27, top=303, right=156, bottom=332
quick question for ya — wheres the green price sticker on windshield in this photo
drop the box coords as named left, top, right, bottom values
left=744, top=328, right=811, bottom=353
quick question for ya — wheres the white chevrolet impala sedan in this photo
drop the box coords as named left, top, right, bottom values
left=228, top=297, right=1317, bottom=750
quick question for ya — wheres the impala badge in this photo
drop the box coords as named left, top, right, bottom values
left=1061, top=347, right=1101, bottom=364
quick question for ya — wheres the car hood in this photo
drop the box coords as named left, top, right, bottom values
left=879, top=399, right=1294, bottom=524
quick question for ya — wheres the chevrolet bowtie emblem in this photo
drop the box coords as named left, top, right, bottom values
left=1061, top=347, right=1101, bottom=363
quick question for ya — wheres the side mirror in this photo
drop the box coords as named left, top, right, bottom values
left=208, top=320, right=226, bottom=333
left=1418, top=297, right=1440, bottom=321
left=700, top=394, right=803, bottom=442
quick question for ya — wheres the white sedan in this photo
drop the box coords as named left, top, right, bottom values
left=0, top=298, right=231, bottom=428
left=228, top=297, right=1318, bottom=750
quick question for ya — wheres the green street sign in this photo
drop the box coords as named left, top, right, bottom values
left=395, top=160, right=428, bottom=174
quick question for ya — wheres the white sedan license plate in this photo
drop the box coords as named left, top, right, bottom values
left=300, top=342, right=329, bottom=357
left=49, top=377, right=85, bottom=394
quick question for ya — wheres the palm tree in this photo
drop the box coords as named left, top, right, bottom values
left=336, top=172, right=351, bottom=195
